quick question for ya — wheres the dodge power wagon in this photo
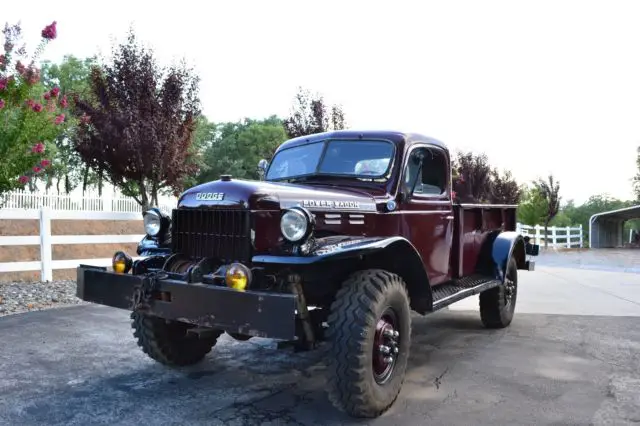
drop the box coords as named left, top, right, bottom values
left=76, top=130, right=539, bottom=418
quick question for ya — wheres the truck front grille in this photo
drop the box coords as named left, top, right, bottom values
left=171, top=208, right=252, bottom=262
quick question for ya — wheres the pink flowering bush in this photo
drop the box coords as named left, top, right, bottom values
left=0, top=21, right=69, bottom=202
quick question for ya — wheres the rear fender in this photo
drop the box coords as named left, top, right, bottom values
left=479, top=231, right=526, bottom=283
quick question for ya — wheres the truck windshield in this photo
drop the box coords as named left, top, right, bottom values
left=266, top=139, right=394, bottom=181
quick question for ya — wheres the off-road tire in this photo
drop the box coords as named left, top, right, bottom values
left=131, top=312, right=222, bottom=366
left=479, top=256, right=518, bottom=328
left=326, top=269, right=412, bottom=418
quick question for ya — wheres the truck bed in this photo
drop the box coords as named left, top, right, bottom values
left=450, top=203, right=518, bottom=278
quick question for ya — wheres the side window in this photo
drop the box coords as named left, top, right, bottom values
left=405, top=147, right=448, bottom=196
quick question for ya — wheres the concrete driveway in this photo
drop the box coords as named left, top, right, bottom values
left=1, top=265, right=640, bottom=426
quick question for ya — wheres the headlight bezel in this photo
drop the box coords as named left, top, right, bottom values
left=280, top=207, right=314, bottom=243
left=143, top=207, right=171, bottom=239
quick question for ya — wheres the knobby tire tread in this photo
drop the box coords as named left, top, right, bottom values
left=131, top=312, right=222, bottom=366
left=479, top=257, right=517, bottom=328
left=326, top=269, right=411, bottom=418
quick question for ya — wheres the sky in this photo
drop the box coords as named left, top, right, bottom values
left=5, top=0, right=640, bottom=204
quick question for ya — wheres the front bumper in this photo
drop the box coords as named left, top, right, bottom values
left=76, top=265, right=297, bottom=340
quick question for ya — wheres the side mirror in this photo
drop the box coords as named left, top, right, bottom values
left=257, top=159, right=268, bottom=180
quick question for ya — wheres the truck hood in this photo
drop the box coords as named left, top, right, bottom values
left=178, top=178, right=381, bottom=213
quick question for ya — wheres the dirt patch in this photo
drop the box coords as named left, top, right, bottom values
left=0, top=219, right=143, bottom=282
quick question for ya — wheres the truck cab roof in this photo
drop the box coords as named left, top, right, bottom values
left=274, top=130, right=449, bottom=155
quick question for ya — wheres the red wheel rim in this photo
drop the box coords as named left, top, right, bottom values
left=372, top=307, right=400, bottom=384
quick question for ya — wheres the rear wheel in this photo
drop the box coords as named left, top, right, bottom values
left=479, top=256, right=518, bottom=328
left=326, top=269, right=411, bottom=418
left=131, top=312, right=222, bottom=366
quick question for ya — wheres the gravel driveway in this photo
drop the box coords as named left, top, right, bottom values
left=1, top=266, right=639, bottom=425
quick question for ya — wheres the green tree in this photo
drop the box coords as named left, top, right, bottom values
left=517, top=185, right=547, bottom=226
left=534, top=175, right=561, bottom=247
left=195, top=115, right=287, bottom=184
left=0, top=21, right=69, bottom=206
left=40, top=55, right=97, bottom=194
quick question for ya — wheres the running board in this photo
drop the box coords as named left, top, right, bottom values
left=431, top=275, right=502, bottom=311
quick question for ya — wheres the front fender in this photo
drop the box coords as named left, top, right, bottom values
left=137, top=235, right=171, bottom=257
left=252, top=236, right=408, bottom=265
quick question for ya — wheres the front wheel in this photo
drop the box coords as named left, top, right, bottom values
left=326, top=269, right=412, bottom=418
left=479, top=256, right=518, bottom=328
left=131, top=312, right=222, bottom=366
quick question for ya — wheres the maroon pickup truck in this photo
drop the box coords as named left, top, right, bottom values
left=76, top=130, right=539, bottom=418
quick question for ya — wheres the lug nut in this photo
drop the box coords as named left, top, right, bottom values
left=383, top=356, right=394, bottom=363
left=379, top=345, right=391, bottom=355
left=393, top=346, right=399, bottom=354
left=383, top=329, right=399, bottom=339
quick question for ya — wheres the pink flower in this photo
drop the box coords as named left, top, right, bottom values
left=54, top=114, right=65, bottom=125
left=25, top=99, right=35, bottom=108
left=18, top=176, right=29, bottom=185
left=15, top=60, right=26, bottom=75
left=31, top=142, right=45, bottom=154
left=0, top=77, right=7, bottom=90
left=40, top=159, right=51, bottom=167
left=60, top=95, right=68, bottom=108
left=80, top=113, right=91, bottom=124
left=32, top=103, right=43, bottom=112
left=33, top=166, right=43, bottom=173
left=44, top=91, right=51, bottom=100
left=26, top=67, right=40, bottom=85
left=0, top=99, right=4, bottom=110
left=0, top=54, right=5, bottom=65
left=51, top=87, right=60, bottom=97
left=41, top=21, right=57, bottom=40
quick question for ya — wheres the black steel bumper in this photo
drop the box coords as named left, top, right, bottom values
left=76, top=265, right=297, bottom=340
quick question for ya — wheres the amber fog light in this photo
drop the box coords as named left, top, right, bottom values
left=225, top=263, right=252, bottom=291
left=112, top=251, right=133, bottom=274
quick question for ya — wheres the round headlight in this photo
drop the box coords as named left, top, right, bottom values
left=280, top=209, right=309, bottom=242
left=143, top=210, right=161, bottom=236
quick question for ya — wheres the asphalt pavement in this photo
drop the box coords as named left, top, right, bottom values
left=1, top=264, right=640, bottom=425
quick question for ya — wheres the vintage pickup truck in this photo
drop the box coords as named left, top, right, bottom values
left=76, top=130, right=539, bottom=418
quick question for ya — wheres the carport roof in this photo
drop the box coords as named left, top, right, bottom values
left=590, top=205, right=640, bottom=222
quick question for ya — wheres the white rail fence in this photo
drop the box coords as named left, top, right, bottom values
left=516, top=223, right=583, bottom=248
left=0, top=208, right=144, bottom=281
left=2, top=190, right=177, bottom=213
left=0, top=206, right=585, bottom=281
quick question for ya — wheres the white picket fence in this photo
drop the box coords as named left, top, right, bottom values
left=0, top=208, right=144, bottom=281
left=516, top=223, right=583, bottom=248
left=2, top=190, right=177, bottom=213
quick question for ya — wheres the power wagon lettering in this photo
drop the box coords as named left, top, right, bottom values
left=302, top=199, right=360, bottom=209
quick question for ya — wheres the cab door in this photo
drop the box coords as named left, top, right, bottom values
left=398, top=144, right=454, bottom=285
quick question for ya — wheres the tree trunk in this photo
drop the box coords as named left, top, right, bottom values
left=82, top=165, right=89, bottom=195
left=138, top=180, right=150, bottom=211
left=82, top=165, right=89, bottom=209
left=151, top=181, right=159, bottom=208
left=544, top=220, right=549, bottom=248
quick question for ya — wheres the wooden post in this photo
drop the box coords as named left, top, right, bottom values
left=39, top=207, right=53, bottom=282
